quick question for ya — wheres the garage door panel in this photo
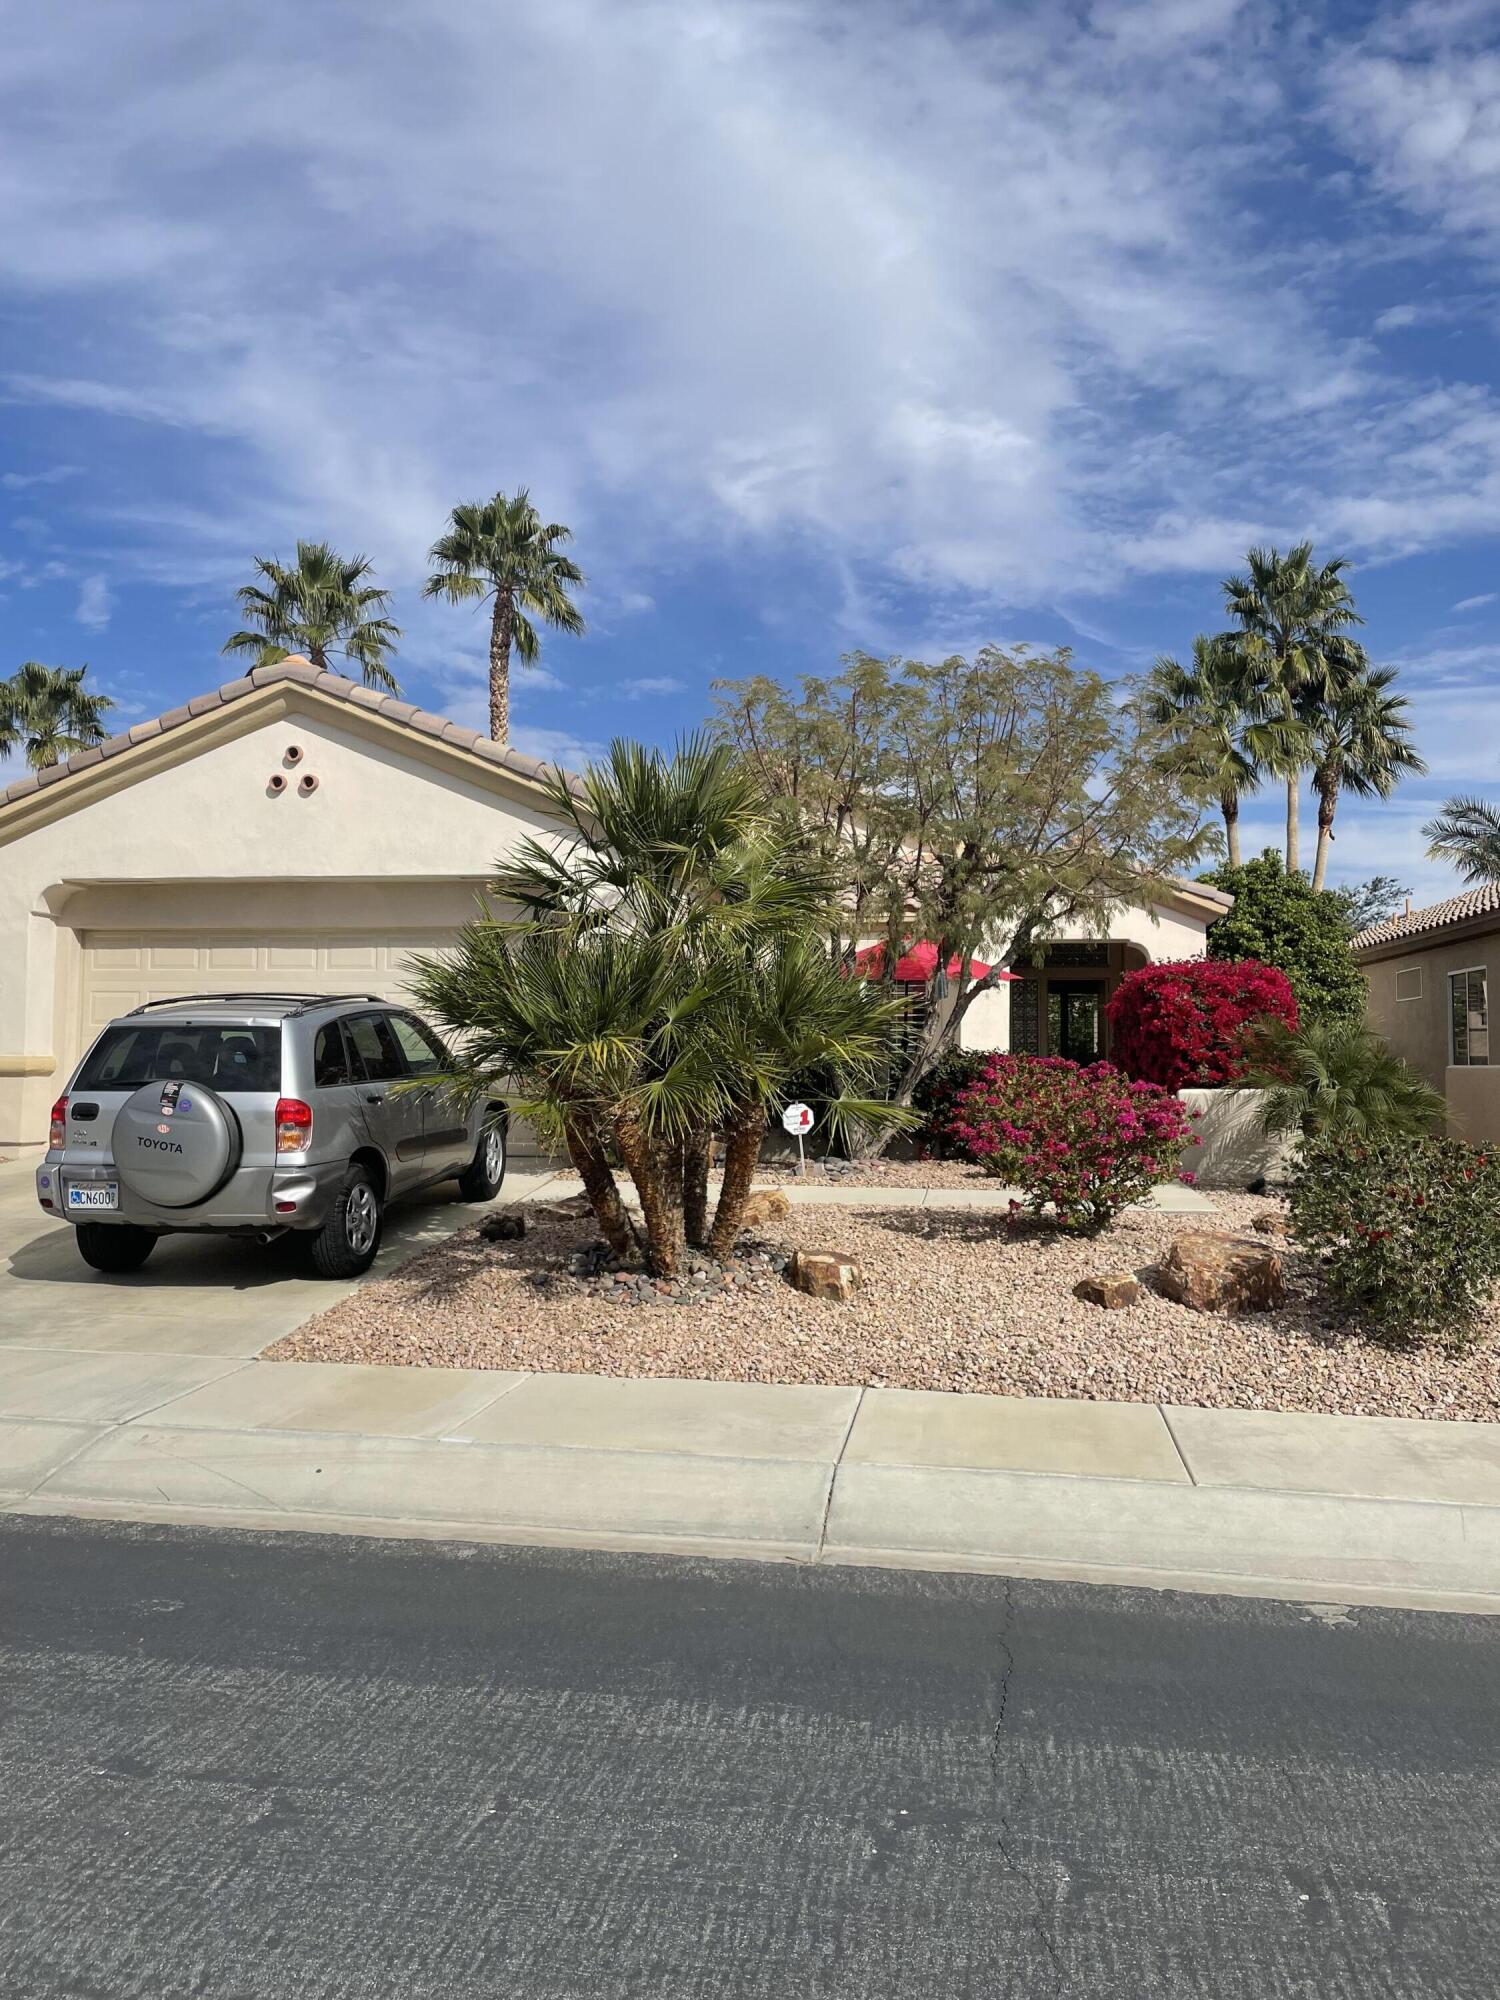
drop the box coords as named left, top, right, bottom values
left=77, top=932, right=453, bottom=1051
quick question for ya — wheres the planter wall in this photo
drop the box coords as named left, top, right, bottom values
left=1177, top=1087, right=1296, bottom=1190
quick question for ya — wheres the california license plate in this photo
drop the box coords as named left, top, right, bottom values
left=67, top=1183, right=118, bottom=1211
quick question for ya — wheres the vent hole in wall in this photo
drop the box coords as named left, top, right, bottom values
left=298, top=772, right=320, bottom=795
left=284, top=743, right=304, bottom=766
left=267, top=772, right=287, bottom=794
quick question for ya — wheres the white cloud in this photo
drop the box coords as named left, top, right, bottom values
left=1454, top=592, right=1496, bottom=610
left=75, top=572, right=113, bottom=631
left=1, top=463, right=78, bottom=490
left=510, top=724, right=607, bottom=771
left=618, top=675, right=685, bottom=699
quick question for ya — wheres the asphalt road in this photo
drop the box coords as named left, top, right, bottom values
left=3, top=1518, right=1499, bottom=1999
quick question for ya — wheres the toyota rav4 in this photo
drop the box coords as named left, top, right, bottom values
left=36, top=993, right=506, bottom=1278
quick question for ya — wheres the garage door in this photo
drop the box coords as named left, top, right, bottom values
left=78, top=930, right=457, bottom=1041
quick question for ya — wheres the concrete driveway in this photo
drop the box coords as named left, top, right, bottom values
left=0, top=1152, right=558, bottom=1359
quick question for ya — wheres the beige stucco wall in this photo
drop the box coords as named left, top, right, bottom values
left=0, top=692, right=562, bottom=1142
left=1363, top=932, right=1495, bottom=1094
left=1447, top=1065, right=1500, bottom=1145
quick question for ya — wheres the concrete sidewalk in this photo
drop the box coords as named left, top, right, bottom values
left=6, top=1355, right=1500, bottom=1611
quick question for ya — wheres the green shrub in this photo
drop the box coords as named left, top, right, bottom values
left=912, top=1048, right=990, bottom=1156
left=1288, top=1132, right=1500, bottom=1346
left=1204, top=850, right=1365, bottom=1028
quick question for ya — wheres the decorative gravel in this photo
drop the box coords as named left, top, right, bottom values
left=269, top=1193, right=1500, bottom=1422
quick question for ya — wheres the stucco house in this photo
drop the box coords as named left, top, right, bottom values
left=1356, top=886, right=1499, bottom=1144
left=0, top=658, right=1231, bottom=1148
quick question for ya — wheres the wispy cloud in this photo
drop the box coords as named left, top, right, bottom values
left=75, top=572, right=113, bottom=631
left=618, top=675, right=685, bottom=699
left=1453, top=592, right=1496, bottom=611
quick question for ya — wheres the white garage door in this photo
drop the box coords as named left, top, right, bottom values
left=78, top=930, right=457, bottom=1040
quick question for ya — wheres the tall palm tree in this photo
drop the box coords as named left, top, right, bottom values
left=1307, top=666, right=1426, bottom=891
left=0, top=662, right=113, bottom=769
left=1423, top=796, right=1500, bottom=887
left=424, top=490, right=585, bottom=744
left=223, top=542, right=401, bottom=692
left=1141, top=634, right=1286, bottom=866
left=1221, top=542, right=1364, bottom=873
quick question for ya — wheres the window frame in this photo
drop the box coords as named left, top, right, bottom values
left=386, top=1010, right=451, bottom=1078
left=1449, top=966, right=1491, bottom=1068
left=341, top=1010, right=409, bottom=1084
left=1394, top=965, right=1423, bottom=1003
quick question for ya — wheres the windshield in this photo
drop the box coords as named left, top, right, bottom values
left=76, top=1023, right=282, bottom=1094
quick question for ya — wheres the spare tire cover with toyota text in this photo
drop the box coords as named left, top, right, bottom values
left=112, top=1079, right=242, bottom=1209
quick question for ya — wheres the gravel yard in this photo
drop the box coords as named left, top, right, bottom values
left=270, top=1193, right=1500, bottom=1422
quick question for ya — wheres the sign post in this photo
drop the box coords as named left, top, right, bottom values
left=781, top=1101, right=816, bottom=1178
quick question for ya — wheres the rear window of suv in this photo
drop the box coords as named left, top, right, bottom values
left=76, top=1024, right=282, bottom=1093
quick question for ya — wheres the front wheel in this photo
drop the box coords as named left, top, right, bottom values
left=308, top=1166, right=383, bottom=1279
left=457, top=1116, right=507, bottom=1202
left=76, top=1223, right=157, bottom=1274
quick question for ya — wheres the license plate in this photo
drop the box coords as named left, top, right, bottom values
left=67, top=1183, right=119, bottom=1211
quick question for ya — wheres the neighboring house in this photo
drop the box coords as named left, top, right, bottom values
left=0, top=657, right=1231, bottom=1147
left=1355, top=886, right=1499, bottom=1143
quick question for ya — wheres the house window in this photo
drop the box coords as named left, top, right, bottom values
left=890, top=980, right=928, bottom=1061
left=1009, top=978, right=1040, bottom=1055
left=1450, top=968, right=1490, bottom=1066
left=1395, top=966, right=1423, bottom=1002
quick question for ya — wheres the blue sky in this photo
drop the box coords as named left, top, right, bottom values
left=3, top=0, right=1499, bottom=901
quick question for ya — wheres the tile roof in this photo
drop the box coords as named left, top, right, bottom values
left=0, top=657, right=583, bottom=808
left=1353, top=882, right=1500, bottom=952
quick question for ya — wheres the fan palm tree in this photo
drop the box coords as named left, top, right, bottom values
left=1221, top=543, right=1364, bottom=874
left=1423, top=796, right=1500, bottom=887
left=222, top=542, right=401, bottom=692
left=1140, top=634, right=1287, bottom=865
left=1241, top=1016, right=1447, bottom=1141
left=424, top=490, right=585, bottom=744
left=409, top=739, right=902, bottom=1274
left=1307, top=666, right=1426, bottom=891
left=0, top=662, right=113, bottom=769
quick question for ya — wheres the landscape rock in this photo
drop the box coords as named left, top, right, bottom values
left=527, top=1195, right=596, bottom=1224
left=1251, top=1212, right=1290, bottom=1238
left=788, top=1249, right=864, bottom=1301
left=1155, top=1231, right=1286, bottom=1313
left=480, top=1210, right=527, bottom=1242
left=1074, top=1271, right=1143, bottom=1310
left=741, top=1189, right=793, bottom=1227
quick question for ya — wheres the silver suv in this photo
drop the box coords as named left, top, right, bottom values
left=36, top=994, right=506, bottom=1279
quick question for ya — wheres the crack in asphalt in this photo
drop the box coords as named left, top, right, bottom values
left=989, top=1578, right=1066, bottom=1998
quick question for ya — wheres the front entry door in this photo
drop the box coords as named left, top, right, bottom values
left=1049, top=981, right=1104, bottom=1063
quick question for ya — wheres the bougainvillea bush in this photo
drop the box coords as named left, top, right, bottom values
left=1104, top=958, right=1298, bottom=1091
left=1288, top=1133, right=1500, bottom=1348
left=935, top=1054, right=1194, bottom=1232
left=912, top=1048, right=990, bottom=1157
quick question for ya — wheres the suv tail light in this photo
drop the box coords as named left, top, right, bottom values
left=49, top=1096, right=67, bottom=1149
left=274, top=1097, right=313, bottom=1154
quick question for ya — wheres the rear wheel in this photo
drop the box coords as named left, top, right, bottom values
left=457, top=1116, right=507, bottom=1202
left=76, top=1223, right=157, bottom=1274
left=308, top=1165, right=383, bottom=1279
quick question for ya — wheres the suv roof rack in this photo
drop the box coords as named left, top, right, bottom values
left=125, top=992, right=389, bottom=1017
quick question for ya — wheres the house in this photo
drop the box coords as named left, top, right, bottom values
left=1355, top=886, right=1499, bottom=1144
left=0, top=658, right=1231, bottom=1147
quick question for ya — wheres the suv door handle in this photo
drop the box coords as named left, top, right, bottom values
left=363, top=1090, right=386, bottom=1103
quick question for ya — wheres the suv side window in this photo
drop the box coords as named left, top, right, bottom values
left=343, top=1012, right=406, bottom=1083
left=387, top=1014, right=448, bottom=1078
left=312, top=1020, right=354, bottom=1088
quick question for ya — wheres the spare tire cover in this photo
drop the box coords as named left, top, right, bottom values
left=112, top=1079, right=242, bottom=1209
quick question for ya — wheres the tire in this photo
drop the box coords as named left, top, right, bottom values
left=456, top=1115, right=507, bottom=1202
left=308, top=1165, right=383, bottom=1279
left=76, top=1223, right=157, bottom=1274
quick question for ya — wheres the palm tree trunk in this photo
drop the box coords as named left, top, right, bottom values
left=564, top=1118, right=639, bottom=1264
left=1285, top=774, right=1300, bottom=875
left=489, top=592, right=512, bottom=744
left=1221, top=791, right=1241, bottom=868
left=614, top=1117, right=683, bottom=1277
left=682, top=1125, right=712, bottom=1247
left=707, top=1103, right=766, bottom=1260
left=1311, top=773, right=1338, bottom=893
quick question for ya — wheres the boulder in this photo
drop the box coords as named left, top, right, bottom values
left=1074, top=1271, right=1142, bottom=1310
left=1251, top=1211, right=1290, bottom=1238
left=1155, top=1231, right=1286, bottom=1313
left=741, top=1189, right=793, bottom=1227
left=527, top=1194, right=596, bottom=1224
left=480, top=1210, right=526, bottom=1242
left=788, top=1249, right=863, bottom=1301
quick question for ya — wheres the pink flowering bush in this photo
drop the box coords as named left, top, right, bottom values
left=936, top=1053, right=1194, bottom=1232
left=1104, top=958, right=1299, bottom=1091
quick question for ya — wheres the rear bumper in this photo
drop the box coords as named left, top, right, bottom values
left=36, top=1157, right=348, bottom=1233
